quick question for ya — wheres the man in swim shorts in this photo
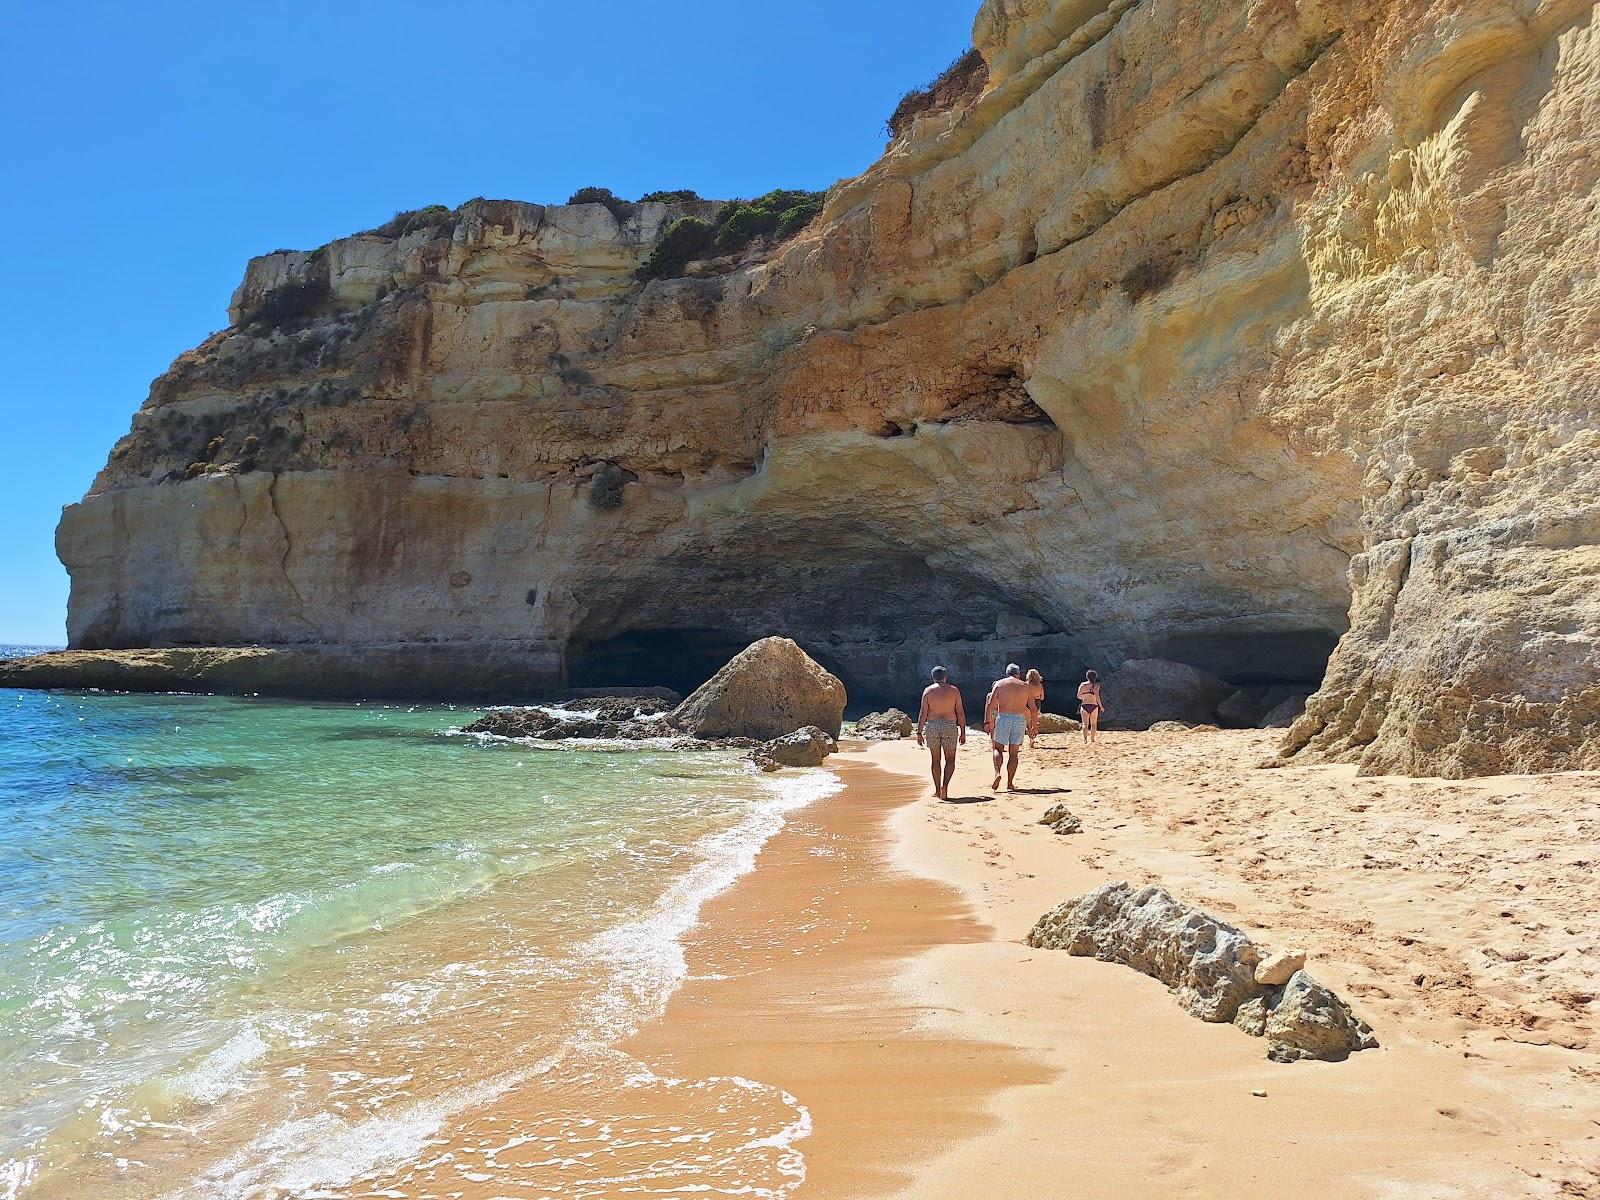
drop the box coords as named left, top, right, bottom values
left=985, top=663, right=1033, bottom=791
left=916, top=665, right=967, bottom=801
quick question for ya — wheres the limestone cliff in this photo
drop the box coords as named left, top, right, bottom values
left=43, top=0, right=1600, bottom=775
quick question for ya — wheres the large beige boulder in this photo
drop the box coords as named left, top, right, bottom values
left=1036, top=711, right=1080, bottom=734
left=1100, top=660, right=1234, bottom=730
left=670, top=637, right=846, bottom=740
left=854, top=708, right=914, bottom=739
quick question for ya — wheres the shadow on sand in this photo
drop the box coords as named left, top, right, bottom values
left=941, top=795, right=994, bottom=805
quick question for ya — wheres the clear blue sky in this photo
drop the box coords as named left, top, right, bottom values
left=0, top=0, right=977, bottom=646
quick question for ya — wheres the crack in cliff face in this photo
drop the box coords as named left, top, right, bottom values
left=264, top=473, right=310, bottom=628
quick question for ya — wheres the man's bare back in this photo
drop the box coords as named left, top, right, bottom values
left=988, top=675, right=1034, bottom=715
left=921, top=682, right=962, bottom=721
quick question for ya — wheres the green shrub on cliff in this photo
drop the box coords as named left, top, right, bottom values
left=567, top=187, right=633, bottom=223
left=588, top=464, right=627, bottom=510
left=371, top=205, right=454, bottom=239
left=638, top=217, right=713, bottom=280
left=711, top=189, right=825, bottom=251
left=639, top=189, right=701, bottom=204
left=635, top=187, right=825, bottom=281
left=713, top=203, right=778, bottom=250
left=776, top=196, right=824, bottom=239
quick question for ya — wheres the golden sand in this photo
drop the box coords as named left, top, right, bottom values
left=631, top=729, right=1599, bottom=1197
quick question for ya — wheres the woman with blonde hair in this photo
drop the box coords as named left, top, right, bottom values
left=1025, top=668, right=1045, bottom=748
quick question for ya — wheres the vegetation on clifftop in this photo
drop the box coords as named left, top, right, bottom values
left=638, top=188, right=825, bottom=281
left=887, top=47, right=989, bottom=139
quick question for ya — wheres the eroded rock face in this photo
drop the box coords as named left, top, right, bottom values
left=1028, top=883, right=1375, bottom=1062
left=669, top=637, right=847, bottom=740
left=50, top=0, right=1600, bottom=773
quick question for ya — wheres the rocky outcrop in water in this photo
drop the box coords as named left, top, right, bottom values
left=43, top=0, right=1600, bottom=774
left=1027, top=882, right=1376, bottom=1062
left=751, top=726, right=837, bottom=771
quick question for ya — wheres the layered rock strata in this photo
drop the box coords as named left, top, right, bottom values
left=40, top=0, right=1600, bottom=774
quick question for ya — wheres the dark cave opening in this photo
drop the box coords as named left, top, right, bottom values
left=566, top=628, right=766, bottom=699
left=1145, top=628, right=1339, bottom=688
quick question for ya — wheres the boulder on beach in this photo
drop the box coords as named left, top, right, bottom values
left=1026, top=882, right=1375, bottom=1062
left=1259, top=693, right=1310, bottom=728
left=1038, top=803, right=1082, bottom=834
left=1027, top=882, right=1262, bottom=1022
left=1216, top=689, right=1264, bottom=729
left=1100, top=659, right=1235, bottom=730
left=752, top=725, right=837, bottom=770
left=670, top=637, right=846, bottom=740
left=1263, top=970, right=1379, bottom=1063
left=1036, top=712, right=1080, bottom=734
left=854, top=709, right=915, bottom=739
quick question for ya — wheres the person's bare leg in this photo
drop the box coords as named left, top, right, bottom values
left=991, top=741, right=1003, bottom=789
left=1082, top=712, right=1091, bottom=745
left=1006, top=744, right=1020, bottom=790
left=927, top=745, right=942, bottom=796
left=1089, top=709, right=1100, bottom=744
left=941, top=748, right=957, bottom=799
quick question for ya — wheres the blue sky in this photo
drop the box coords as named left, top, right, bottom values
left=0, top=0, right=977, bottom=645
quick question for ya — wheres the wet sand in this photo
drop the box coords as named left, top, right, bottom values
left=624, top=758, right=1049, bottom=1197
left=631, top=729, right=1600, bottom=1197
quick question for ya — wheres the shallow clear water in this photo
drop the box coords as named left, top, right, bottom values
left=0, top=674, right=833, bottom=1197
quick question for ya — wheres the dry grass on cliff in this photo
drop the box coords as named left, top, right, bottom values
left=887, top=48, right=989, bottom=139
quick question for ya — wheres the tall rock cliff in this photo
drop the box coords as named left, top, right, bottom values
left=49, top=0, right=1600, bottom=775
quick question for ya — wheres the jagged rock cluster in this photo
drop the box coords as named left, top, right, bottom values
left=34, top=0, right=1600, bottom=775
left=1027, top=882, right=1377, bottom=1062
left=462, top=637, right=846, bottom=770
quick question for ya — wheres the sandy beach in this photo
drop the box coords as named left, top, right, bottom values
left=633, top=730, right=1599, bottom=1197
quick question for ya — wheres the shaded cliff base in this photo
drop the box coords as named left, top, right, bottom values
left=0, top=644, right=561, bottom=702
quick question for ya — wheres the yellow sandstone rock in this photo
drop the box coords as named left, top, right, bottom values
left=43, top=0, right=1600, bottom=775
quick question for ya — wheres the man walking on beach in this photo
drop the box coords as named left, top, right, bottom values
left=915, top=666, right=966, bottom=801
left=985, top=663, right=1033, bottom=791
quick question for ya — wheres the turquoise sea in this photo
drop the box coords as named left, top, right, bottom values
left=0, top=652, right=836, bottom=1198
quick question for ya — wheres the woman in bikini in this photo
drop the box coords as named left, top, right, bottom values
left=1077, top=669, right=1104, bottom=745
left=1025, top=668, right=1045, bottom=748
